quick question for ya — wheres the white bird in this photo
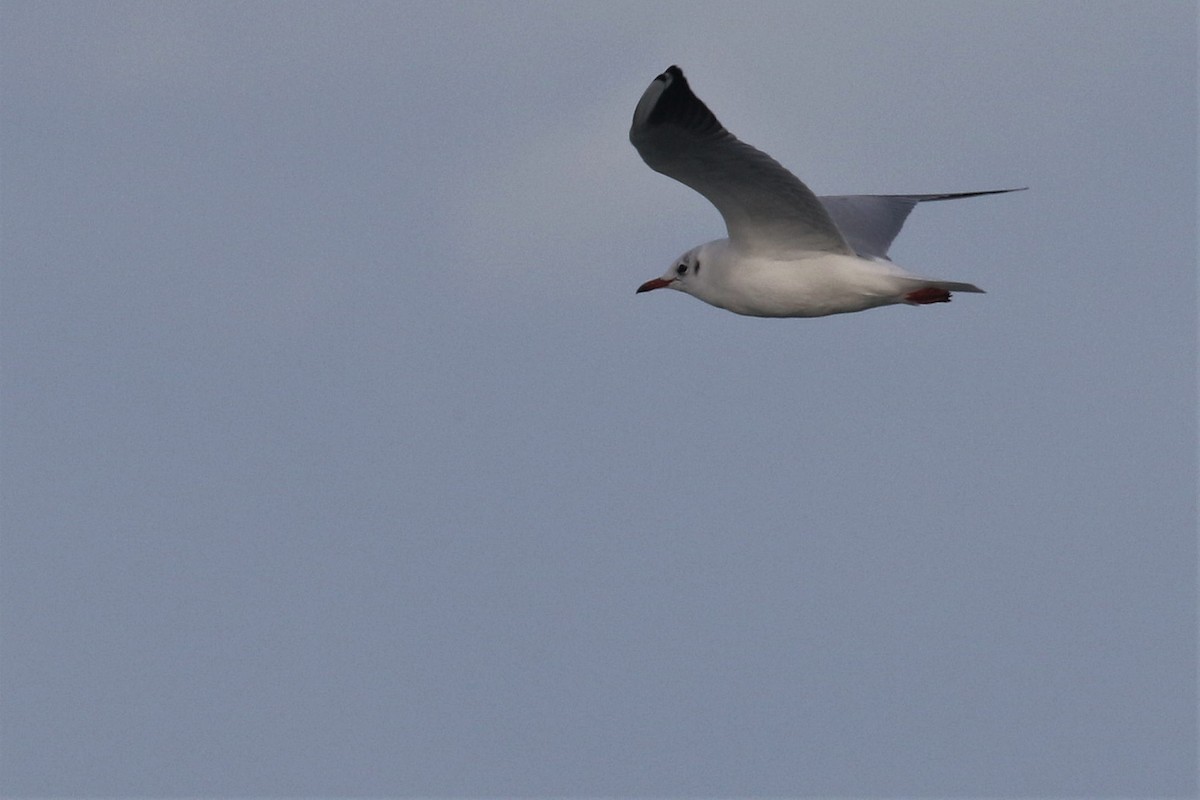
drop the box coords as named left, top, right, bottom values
left=631, top=66, right=1022, bottom=317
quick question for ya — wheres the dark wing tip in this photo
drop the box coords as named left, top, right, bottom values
left=912, top=187, right=1029, bottom=203
left=642, top=65, right=724, bottom=136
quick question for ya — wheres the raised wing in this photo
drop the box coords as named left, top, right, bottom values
left=630, top=66, right=852, bottom=257
left=819, top=189, right=1027, bottom=260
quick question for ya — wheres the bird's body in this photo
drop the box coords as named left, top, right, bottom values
left=630, top=66, right=1021, bottom=317
left=649, top=239, right=984, bottom=318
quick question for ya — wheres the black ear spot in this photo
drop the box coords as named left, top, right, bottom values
left=694, top=259, right=701, bottom=275
left=675, top=263, right=687, bottom=276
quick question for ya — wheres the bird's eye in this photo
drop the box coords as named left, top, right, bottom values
left=676, top=263, right=687, bottom=275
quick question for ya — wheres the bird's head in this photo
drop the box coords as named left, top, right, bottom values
left=636, top=245, right=705, bottom=297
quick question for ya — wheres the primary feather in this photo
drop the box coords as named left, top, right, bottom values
left=630, top=66, right=852, bottom=257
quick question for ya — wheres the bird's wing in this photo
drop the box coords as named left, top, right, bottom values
left=630, top=66, right=852, bottom=257
left=819, top=189, right=1027, bottom=260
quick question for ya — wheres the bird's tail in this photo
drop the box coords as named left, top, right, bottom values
left=932, top=280, right=985, bottom=294
left=902, top=280, right=985, bottom=305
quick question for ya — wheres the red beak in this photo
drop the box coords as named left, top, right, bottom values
left=636, top=277, right=673, bottom=293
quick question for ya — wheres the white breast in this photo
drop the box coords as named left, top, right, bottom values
left=700, top=251, right=914, bottom=318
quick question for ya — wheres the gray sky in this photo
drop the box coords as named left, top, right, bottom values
left=2, top=2, right=1196, bottom=796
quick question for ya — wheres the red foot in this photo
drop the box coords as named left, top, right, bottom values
left=904, top=287, right=952, bottom=304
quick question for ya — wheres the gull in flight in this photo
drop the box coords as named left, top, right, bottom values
left=631, top=66, right=1022, bottom=317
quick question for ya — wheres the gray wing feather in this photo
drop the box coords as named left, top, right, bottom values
left=630, top=66, right=852, bottom=257
left=820, top=189, right=1026, bottom=260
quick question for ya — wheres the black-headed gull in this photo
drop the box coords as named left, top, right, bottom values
left=631, top=66, right=1022, bottom=317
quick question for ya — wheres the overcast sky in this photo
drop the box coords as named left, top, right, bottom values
left=2, top=2, right=1196, bottom=797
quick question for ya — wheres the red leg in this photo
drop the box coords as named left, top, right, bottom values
left=904, top=287, right=952, bottom=304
